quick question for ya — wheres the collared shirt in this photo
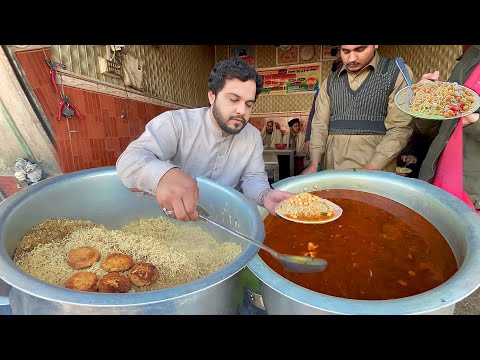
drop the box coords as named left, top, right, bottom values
left=309, top=52, right=414, bottom=169
left=116, top=107, right=270, bottom=205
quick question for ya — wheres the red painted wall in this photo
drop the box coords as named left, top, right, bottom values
left=16, top=49, right=176, bottom=173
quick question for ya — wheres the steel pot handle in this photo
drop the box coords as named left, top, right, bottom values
left=0, top=296, right=9, bottom=306
left=0, top=280, right=10, bottom=306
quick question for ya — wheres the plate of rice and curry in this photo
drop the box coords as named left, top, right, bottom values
left=395, top=81, right=480, bottom=120
left=275, top=192, right=343, bottom=224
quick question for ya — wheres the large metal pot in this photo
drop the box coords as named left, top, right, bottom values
left=0, top=167, right=264, bottom=314
left=247, top=170, right=480, bottom=315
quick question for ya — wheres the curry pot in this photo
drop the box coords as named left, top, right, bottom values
left=247, top=169, right=480, bottom=315
left=0, top=167, right=264, bottom=314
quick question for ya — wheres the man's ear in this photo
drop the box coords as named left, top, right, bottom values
left=207, top=91, right=215, bottom=106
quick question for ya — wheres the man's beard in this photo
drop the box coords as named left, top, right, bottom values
left=212, top=100, right=246, bottom=135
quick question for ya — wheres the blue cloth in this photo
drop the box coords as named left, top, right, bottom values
left=305, top=89, right=319, bottom=142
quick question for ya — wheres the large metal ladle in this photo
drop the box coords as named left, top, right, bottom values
left=396, top=57, right=415, bottom=96
left=196, top=205, right=328, bottom=273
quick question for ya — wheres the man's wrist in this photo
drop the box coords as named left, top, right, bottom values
left=258, top=188, right=271, bottom=207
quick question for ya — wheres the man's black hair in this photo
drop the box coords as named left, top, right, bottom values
left=288, top=118, right=300, bottom=127
left=208, top=57, right=264, bottom=100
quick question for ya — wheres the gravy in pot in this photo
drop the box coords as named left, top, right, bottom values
left=261, top=189, right=457, bottom=300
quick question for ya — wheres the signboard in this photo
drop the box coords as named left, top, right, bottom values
left=258, top=64, right=321, bottom=94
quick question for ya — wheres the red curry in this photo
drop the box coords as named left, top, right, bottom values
left=260, top=189, right=458, bottom=300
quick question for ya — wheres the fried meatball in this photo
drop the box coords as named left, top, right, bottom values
left=65, top=271, right=98, bottom=292
left=101, top=253, right=134, bottom=272
left=66, top=246, right=100, bottom=270
left=98, top=272, right=132, bottom=293
left=128, top=262, right=159, bottom=287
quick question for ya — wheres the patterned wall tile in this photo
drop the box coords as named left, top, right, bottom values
left=378, top=45, right=462, bottom=82
left=52, top=45, right=216, bottom=108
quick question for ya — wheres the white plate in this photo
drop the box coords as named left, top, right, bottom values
left=275, top=198, right=343, bottom=224
left=394, top=81, right=480, bottom=120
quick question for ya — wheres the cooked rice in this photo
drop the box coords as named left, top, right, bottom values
left=13, top=218, right=100, bottom=259
left=410, top=81, right=476, bottom=118
left=13, top=217, right=242, bottom=292
left=277, top=192, right=334, bottom=219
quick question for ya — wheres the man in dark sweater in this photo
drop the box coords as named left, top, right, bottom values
left=303, top=45, right=414, bottom=174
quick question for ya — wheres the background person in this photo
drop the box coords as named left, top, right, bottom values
left=397, top=126, right=434, bottom=178
left=260, top=119, right=288, bottom=148
left=286, top=118, right=307, bottom=175
left=302, top=45, right=414, bottom=175
left=116, top=57, right=294, bottom=221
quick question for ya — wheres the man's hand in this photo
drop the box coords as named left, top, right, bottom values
left=156, top=168, right=199, bottom=221
left=262, top=189, right=295, bottom=216
left=417, top=70, right=440, bottom=85
left=362, top=163, right=379, bottom=170
left=462, top=112, right=479, bottom=127
left=301, top=162, right=318, bottom=175
left=304, top=140, right=310, bottom=156
left=401, top=155, right=417, bottom=165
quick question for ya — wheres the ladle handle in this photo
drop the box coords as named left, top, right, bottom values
left=198, top=214, right=280, bottom=259
left=395, top=57, right=413, bottom=87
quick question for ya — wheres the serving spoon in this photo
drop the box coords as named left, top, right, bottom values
left=395, top=57, right=415, bottom=97
left=196, top=205, right=328, bottom=273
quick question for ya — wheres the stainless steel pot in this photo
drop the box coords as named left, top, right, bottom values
left=247, top=170, right=480, bottom=315
left=0, top=166, right=264, bottom=314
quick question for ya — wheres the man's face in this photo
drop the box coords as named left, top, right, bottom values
left=266, top=121, right=274, bottom=134
left=290, top=122, right=300, bottom=134
left=340, top=45, right=378, bottom=73
left=208, top=78, right=256, bottom=135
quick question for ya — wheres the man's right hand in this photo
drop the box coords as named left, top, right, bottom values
left=301, top=162, right=319, bottom=175
left=156, top=168, right=199, bottom=221
left=304, top=140, right=310, bottom=156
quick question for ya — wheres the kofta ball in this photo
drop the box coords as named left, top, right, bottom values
left=101, top=253, right=134, bottom=272
left=98, top=272, right=132, bottom=293
left=65, top=271, right=98, bottom=292
left=128, top=262, right=159, bottom=287
left=66, top=246, right=100, bottom=270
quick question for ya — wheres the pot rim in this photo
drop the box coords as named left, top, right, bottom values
left=0, top=167, right=263, bottom=306
left=248, top=170, right=480, bottom=314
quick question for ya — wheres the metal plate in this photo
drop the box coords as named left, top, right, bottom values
left=275, top=198, right=343, bottom=224
left=279, top=45, right=292, bottom=51
left=394, top=81, right=480, bottom=120
left=299, top=45, right=315, bottom=61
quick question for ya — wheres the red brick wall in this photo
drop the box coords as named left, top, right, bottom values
left=16, top=49, right=176, bottom=173
left=0, top=176, right=26, bottom=198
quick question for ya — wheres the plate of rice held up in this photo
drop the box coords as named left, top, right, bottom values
left=394, top=80, right=480, bottom=120
left=275, top=192, right=343, bottom=224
